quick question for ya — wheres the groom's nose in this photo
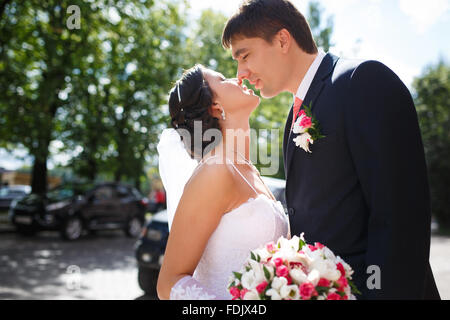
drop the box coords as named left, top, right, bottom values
left=237, top=69, right=250, bottom=85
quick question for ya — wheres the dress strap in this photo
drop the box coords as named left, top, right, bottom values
left=225, top=159, right=259, bottom=197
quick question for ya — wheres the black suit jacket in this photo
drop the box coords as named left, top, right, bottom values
left=283, top=53, right=440, bottom=300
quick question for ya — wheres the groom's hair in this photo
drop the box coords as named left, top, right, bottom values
left=222, top=0, right=317, bottom=54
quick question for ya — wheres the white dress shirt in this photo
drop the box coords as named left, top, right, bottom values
left=294, top=49, right=327, bottom=101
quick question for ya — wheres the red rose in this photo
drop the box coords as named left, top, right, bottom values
left=298, top=110, right=306, bottom=118
left=299, top=282, right=318, bottom=300
left=336, top=262, right=346, bottom=276
left=229, top=287, right=240, bottom=299
left=300, top=116, right=312, bottom=129
left=273, top=257, right=284, bottom=267
left=315, top=242, right=325, bottom=249
left=327, top=292, right=341, bottom=300
left=336, top=275, right=348, bottom=292
left=317, top=278, right=331, bottom=288
left=256, top=281, right=268, bottom=294
left=240, top=289, right=249, bottom=300
left=276, top=265, right=289, bottom=278
left=289, top=262, right=304, bottom=269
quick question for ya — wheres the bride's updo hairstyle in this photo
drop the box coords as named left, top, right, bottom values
left=169, top=64, right=222, bottom=160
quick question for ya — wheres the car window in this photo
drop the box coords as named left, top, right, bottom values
left=9, top=191, right=25, bottom=197
left=116, top=185, right=130, bottom=198
left=0, top=188, right=9, bottom=197
left=47, top=186, right=75, bottom=201
left=131, top=188, right=142, bottom=199
left=93, top=186, right=115, bottom=200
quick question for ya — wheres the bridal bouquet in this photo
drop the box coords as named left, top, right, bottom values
left=227, top=234, right=360, bottom=300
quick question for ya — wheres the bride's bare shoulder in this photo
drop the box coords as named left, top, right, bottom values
left=185, top=156, right=235, bottom=194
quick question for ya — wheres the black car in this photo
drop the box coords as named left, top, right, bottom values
left=135, top=176, right=287, bottom=296
left=0, top=185, right=31, bottom=211
left=9, top=182, right=149, bottom=241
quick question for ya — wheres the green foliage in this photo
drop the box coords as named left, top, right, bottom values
left=0, top=0, right=335, bottom=191
left=413, top=60, right=450, bottom=230
left=308, top=1, right=334, bottom=52
left=0, top=0, right=187, bottom=192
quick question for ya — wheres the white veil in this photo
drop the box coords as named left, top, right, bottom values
left=157, top=128, right=199, bottom=231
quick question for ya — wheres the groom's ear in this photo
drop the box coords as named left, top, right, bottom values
left=276, top=28, right=292, bottom=54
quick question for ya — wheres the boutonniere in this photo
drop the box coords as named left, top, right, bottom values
left=292, top=103, right=325, bottom=153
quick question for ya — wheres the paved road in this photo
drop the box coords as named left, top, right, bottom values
left=0, top=228, right=155, bottom=300
left=0, top=225, right=448, bottom=300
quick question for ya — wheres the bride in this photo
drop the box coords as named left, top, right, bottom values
left=156, top=64, right=290, bottom=300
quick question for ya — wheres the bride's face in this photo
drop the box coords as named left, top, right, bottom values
left=202, top=69, right=260, bottom=119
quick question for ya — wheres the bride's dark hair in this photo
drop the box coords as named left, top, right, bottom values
left=168, top=64, right=222, bottom=159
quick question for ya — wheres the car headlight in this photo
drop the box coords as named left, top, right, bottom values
left=46, top=200, right=71, bottom=211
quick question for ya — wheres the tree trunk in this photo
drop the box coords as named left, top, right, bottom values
left=31, top=153, right=48, bottom=195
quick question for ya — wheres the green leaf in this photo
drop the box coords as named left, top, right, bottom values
left=250, top=252, right=257, bottom=261
left=263, top=265, right=271, bottom=281
left=233, top=272, right=242, bottom=281
left=349, top=280, right=362, bottom=295
left=299, top=238, right=306, bottom=250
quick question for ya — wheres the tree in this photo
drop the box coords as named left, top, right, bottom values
left=0, top=0, right=98, bottom=194
left=307, top=1, right=334, bottom=52
left=0, top=0, right=187, bottom=193
left=62, top=0, right=186, bottom=190
left=413, top=60, right=450, bottom=230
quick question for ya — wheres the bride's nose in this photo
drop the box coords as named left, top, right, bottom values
left=231, top=78, right=242, bottom=86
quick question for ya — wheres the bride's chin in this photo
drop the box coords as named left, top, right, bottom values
left=248, top=99, right=260, bottom=115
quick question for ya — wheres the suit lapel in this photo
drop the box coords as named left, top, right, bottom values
left=284, top=53, right=340, bottom=178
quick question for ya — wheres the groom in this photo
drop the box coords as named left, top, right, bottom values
left=222, top=0, right=440, bottom=300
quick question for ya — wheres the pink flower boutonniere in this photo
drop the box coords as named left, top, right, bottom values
left=292, top=104, right=325, bottom=153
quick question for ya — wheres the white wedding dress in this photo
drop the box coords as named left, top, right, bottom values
left=170, top=157, right=290, bottom=300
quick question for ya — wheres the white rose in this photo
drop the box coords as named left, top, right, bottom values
left=307, top=269, right=320, bottom=286
left=243, top=289, right=260, bottom=300
left=248, top=260, right=267, bottom=284
left=266, top=289, right=282, bottom=300
left=289, top=268, right=308, bottom=285
left=310, top=259, right=341, bottom=281
left=293, top=132, right=314, bottom=153
left=288, top=235, right=301, bottom=251
left=322, top=247, right=337, bottom=260
left=252, top=247, right=272, bottom=263
left=241, top=270, right=257, bottom=290
left=277, top=237, right=292, bottom=250
left=280, top=285, right=300, bottom=300
left=271, top=276, right=288, bottom=291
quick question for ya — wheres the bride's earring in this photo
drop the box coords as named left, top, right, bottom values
left=221, top=109, right=226, bottom=121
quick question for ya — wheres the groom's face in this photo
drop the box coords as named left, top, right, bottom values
left=231, top=36, right=286, bottom=99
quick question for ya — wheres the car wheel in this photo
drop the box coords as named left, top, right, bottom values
left=125, top=216, right=143, bottom=238
left=61, top=216, right=83, bottom=241
left=138, top=267, right=159, bottom=297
